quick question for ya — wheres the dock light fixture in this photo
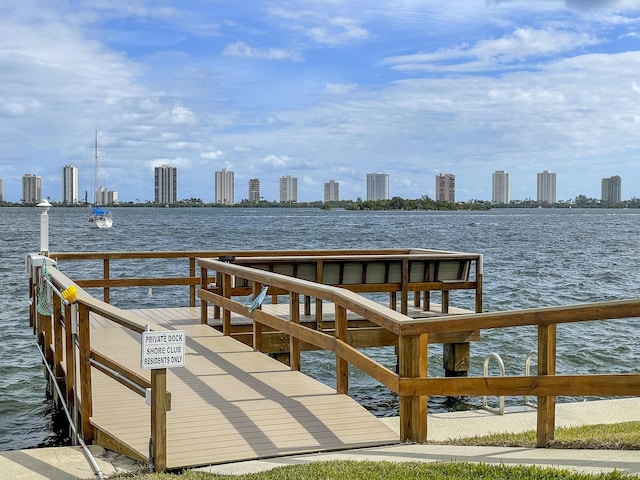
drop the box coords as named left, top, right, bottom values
left=37, top=199, right=52, bottom=256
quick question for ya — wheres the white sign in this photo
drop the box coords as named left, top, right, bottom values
left=140, top=330, right=186, bottom=369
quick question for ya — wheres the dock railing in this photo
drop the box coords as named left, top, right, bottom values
left=48, top=248, right=482, bottom=314
left=28, top=255, right=171, bottom=472
left=198, top=257, right=640, bottom=447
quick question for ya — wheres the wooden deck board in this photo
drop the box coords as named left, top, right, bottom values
left=88, top=308, right=398, bottom=469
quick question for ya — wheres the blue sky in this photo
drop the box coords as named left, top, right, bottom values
left=2, top=0, right=640, bottom=203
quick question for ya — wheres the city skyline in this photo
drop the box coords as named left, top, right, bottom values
left=2, top=3, right=640, bottom=203
left=4, top=167, right=634, bottom=204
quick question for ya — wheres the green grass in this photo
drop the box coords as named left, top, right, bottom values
left=441, top=421, right=640, bottom=450
left=112, top=422, right=640, bottom=480
left=112, top=460, right=635, bottom=480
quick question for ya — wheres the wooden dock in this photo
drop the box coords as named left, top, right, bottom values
left=29, top=247, right=486, bottom=472
left=88, top=307, right=399, bottom=469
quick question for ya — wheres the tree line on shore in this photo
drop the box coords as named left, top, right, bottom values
left=4, top=194, right=639, bottom=210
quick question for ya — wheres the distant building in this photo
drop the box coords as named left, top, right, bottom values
left=155, top=164, right=177, bottom=204
left=22, top=174, right=42, bottom=204
left=62, top=164, right=79, bottom=205
left=435, top=173, right=455, bottom=202
left=0, top=178, right=3, bottom=202
left=215, top=168, right=234, bottom=205
left=601, top=175, right=622, bottom=203
left=248, top=178, right=260, bottom=203
left=492, top=170, right=510, bottom=205
left=366, top=173, right=389, bottom=201
left=96, top=186, right=118, bottom=205
left=279, top=175, right=298, bottom=203
left=537, top=170, right=556, bottom=204
left=324, top=180, right=339, bottom=202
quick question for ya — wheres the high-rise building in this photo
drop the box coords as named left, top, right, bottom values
left=435, top=173, right=455, bottom=202
left=0, top=178, right=3, bottom=203
left=492, top=170, right=510, bottom=205
left=601, top=175, right=622, bottom=203
left=215, top=168, right=235, bottom=205
left=324, top=180, right=339, bottom=202
left=155, top=164, right=178, bottom=204
left=279, top=175, right=298, bottom=203
left=366, top=173, right=389, bottom=201
left=537, top=170, right=556, bottom=204
left=22, top=174, right=42, bottom=204
left=95, top=186, right=118, bottom=205
left=248, top=178, right=260, bottom=203
left=62, top=164, right=79, bottom=205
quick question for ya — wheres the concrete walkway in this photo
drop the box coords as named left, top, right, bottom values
left=199, top=398, right=640, bottom=477
left=2, top=398, right=640, bottom=478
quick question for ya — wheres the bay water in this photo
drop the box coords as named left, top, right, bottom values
left=1, top=206, right=639, bottom=451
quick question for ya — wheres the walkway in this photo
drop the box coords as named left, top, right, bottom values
left=88, top=308, right=398, bottom=470
left=202, top=397, right=640, bottom=477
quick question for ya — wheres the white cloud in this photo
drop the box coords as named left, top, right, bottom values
left=223, top=41, right=302, bottom=61
left=326, top=83, right=358, bottom=94
left=262, top=154, right=290, bottom=168
left=201, top=150, right=224, bottom=160
left=381, top=28, right=601, bottom=72
left=304, top=17, right=369, bottom=45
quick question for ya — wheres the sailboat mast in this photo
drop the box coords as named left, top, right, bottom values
left=94, top=129, right=99, bottom=206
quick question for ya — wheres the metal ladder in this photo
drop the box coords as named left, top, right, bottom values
left=482, top=350, right=538, bottom=415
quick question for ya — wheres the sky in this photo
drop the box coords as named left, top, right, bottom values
left=3, top=0, right=640, bottom=203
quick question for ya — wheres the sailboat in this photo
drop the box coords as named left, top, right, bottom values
left=88, top=130, right=113, bottom=229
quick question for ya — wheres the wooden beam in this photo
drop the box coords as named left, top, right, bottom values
left=398, top=333, right=428, bottom=443
left=290, top=292, right=301, bottom=371
left=151, top=368, right=167, bottom=472
left=335, top=305, right=348, bottom=394
left=78, top=303, right=94, bottom=443
left=397, top=373, right=640, bottom=397
left=537, top=324, right=556, bottom=447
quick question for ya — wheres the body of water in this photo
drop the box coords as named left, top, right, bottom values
left=1, top=206, right=639, bottom=451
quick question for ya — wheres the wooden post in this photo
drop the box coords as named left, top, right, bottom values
left=53, top=294, right=64, bottom=379
left=64, top=302, right=75, bottom=406
left=38, top=308, right=52, bottom=363
left=151, top=368, right=167, bottom=472
left=103, top=258, right=110, bottom=303
left=537, top=323, right=556, bottom=447
left=78, top=303, right=94, bottom=443
left=441, top=290, right=449, bottom=313
left=335, top=305, right=348, bottom=394
left=214, top=269, right=221, bottom=320
left=222, top=273, right=232, bottom=335
left=443, top=342, right=470, bottom=377
left=189, top=257, right=196, bottom=307
left=315, top=260, right=324, bottom=331
left=253, top=282, right=263, bottom=352
left=303, top=295, right=311, bottom=316
left=200, top=266, right=208, bottom=325
left=475, top=256, right=483, bottom=313
left=290, top=292, right=301, bottom=371
left=422, top=290, right=430, bottom=312
left=400, top=259, right=409, bottom=315
left=398, top=333, right=428, bottom=443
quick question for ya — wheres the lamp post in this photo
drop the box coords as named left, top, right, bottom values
left=37, top=199, right=52, bottom=256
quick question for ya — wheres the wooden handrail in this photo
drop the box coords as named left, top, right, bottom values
left=198, top=257, right=640, bottom=447
left=397, top=298, right=640, bottom=335
left=44, top=266, right=169, bottom=471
